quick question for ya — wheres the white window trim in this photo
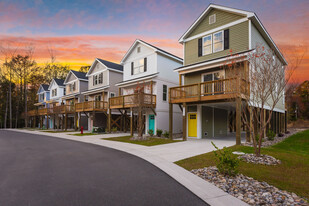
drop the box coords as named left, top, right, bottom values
left=202, top=34, right=212, bottom=56
left=213, top=30, right=224, bottom=53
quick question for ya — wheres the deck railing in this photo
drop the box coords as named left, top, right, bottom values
left=37, top=108, right=48, bottom=115
left=169, top=77, right=249, bottom=103
left=109, top=93, right=156, bottom=109
left=75, top=101, right=108, bottom=112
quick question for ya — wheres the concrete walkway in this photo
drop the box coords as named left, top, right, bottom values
left=8, top=129, right=248, bottom=206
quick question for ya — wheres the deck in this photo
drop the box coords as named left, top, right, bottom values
left=109, top=93, right=156, bottom=109
left=169, top=77, right=249, bottom=104
left=75, top=101, right=108, bottom=112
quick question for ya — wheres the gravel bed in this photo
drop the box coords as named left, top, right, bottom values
left=191, top=167, right=308, bottom=206
left=238, top=153, right=281, bottom=165
left=243, top=129, right=305, bottom=148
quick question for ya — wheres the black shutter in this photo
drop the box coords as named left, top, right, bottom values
left=198, top=38, right=202, bottom=57
left=144, top=57, right=147, bottom=72
left=131, top=62, right=134, bottom=75
left=224, top=29, right=229, bottom=50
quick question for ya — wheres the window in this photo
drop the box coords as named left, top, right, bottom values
left=93, top=75, right=98, bottom=86
left=98, top=73, right=103, bottom=84
left=69, top=82, right=76, bottom=92
left=110, top=92, right=115, bottom=98
left=202, top=71, right=225, bottom=94
left=202, top=35, right=212, bottom=55
left=209, top=14, right=216, bottom=24
left=163, top=85, right=167, bottom=101
left=39, top=93, right=44, bottom=101
left=95, top=95, right=101, bottom=101
left=213, top=31, right=223, bottom=52
left=133, top=59, right=145, bottom=75
left=137, top=46, right=141, bottom=53
left=52, top=88, right=57, bottom=97
left=63, top=88, right=66, bottom=95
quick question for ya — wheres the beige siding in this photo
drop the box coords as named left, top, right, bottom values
left=185, top=21, right=249, bottom=66
left=187, top=9, right=244, bottom=38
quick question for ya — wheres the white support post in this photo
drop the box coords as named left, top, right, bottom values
left=197, top=105, right=202, bottom=139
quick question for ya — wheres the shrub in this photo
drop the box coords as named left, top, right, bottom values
left=278, top=133, right=284, bottom=137
left=111, top=127, right=117, bottom=133
left=148, top=129, right=154, bottom=137
left=267, top=129, right=276, bottom=141
left=211, top=141, right=239, bottom=176
left=156, top=129, right=163, bottom=137
left=163, top=131, right=169, bottom=138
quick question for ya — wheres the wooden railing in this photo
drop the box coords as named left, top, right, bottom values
left=169, top=77, right=249, bottom=104
left=75, top=101, right=108, bottom=112
left=27, top=110, right=38, bottom=116
left=109, top=93, right=156, bottom=109
left=37, top=108, right=48, bottom=115
left=52, top=105, right=75, bottom=114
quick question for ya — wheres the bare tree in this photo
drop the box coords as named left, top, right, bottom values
left=225, top=45, right=304, bottom=156
left=0, top=42, right=18, bottom=128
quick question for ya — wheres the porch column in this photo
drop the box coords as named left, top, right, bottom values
left=108, top=108, right=111, bottom=133
left=65, top=114, right=68, bottom=131
left=46, top=115, right=49, bottom=129
left=33, top=116, right=36, bottom=128
left=246, top=106, right=252, bottom=142
left=197, top=105, right=202, bottom=139
left=235, top=97, right=241, bottom=145
left=78, top=112, right=81, bottom=130
left=182, top=103, right=187, bottom=141
left=130, top=108, right=133, bottom=136
left=169, top=103, right=173, bottom=140
left=285, top=111, right=287, bottom=133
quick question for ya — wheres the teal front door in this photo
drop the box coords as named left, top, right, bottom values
left=149, top=115, right=155, bottom=132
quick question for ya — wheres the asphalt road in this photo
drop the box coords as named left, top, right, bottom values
left=0, top=130, right=207, bottom=206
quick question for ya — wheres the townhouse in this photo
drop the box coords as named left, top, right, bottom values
left=109, top=39, right=183, bottom=135
left=168, top=4, right=287, bottom=143
left=77, top=58, right=123, bottom=131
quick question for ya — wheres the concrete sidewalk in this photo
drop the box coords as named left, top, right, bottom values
left=8, top=129, right=247, bottom=206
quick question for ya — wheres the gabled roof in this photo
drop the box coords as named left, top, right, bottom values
left=48, top=78, right=65, bottom=90
left=179, top=4, right=287, bottom=65
left=37, top=84, right=49, bottom=94
left=121, top=39, right=183, bottom=64
left=71, top=70, right=88, bottom=80
left=54, top=78, right=65, bottom=86
left=64, top=70, right=88, bottom=84
left=97, top=58, right=123, bottom=71
left=86, top=58, right=123, bottom=76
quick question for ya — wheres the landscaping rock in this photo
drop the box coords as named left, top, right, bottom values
left=238, top=153, right=281, bottom=165
left=243, top=128, right=305, bottom=148
left=191, top=166, right=308, bottom=206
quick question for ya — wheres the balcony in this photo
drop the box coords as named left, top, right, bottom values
left=53, top=105, right=75, bottom=114
left=169, top=77, right=249, bottom=104
left=37, top=108, right=48, bottom=115
left=75, top=101, right=108, bottom=112
left=109, top=93, right=156, bottom=109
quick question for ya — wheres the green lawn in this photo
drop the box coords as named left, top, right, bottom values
left=103, top=136, right=182, bottom=146
left=176, top=130, right=309, bottom=199
left=69, top=133, right=99, bottom=136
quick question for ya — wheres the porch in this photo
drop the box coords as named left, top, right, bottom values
left=109, top=93, right=156, bottom=109
left=75, top=101, right=108, bottom=112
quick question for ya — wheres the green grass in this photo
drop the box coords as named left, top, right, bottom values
left=176, top=130, right=309, bottom=199
left=69, top=133, right=99, bottom=136
left=103, top=136, right=182, bottom=146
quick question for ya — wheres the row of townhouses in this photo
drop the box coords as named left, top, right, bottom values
left=25, top=4, right=287, bottom=143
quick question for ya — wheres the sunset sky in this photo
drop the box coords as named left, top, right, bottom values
left=0, top=0, right=308, bottom=82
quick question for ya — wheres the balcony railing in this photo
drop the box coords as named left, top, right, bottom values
left=37, top=108, right=48, bottom=115
left=169, top=77, right=249, bottom=104
left=109, top=93, right=156, bottom=109
left=75, top=101, right=108, bottom=112
left=53, top=105, right=75, bottom=114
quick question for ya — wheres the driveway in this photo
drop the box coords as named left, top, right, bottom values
left=0, top=130, right=207, bottom=206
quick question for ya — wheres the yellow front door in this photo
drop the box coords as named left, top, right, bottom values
left=188, top=113, right=197, bottom=137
